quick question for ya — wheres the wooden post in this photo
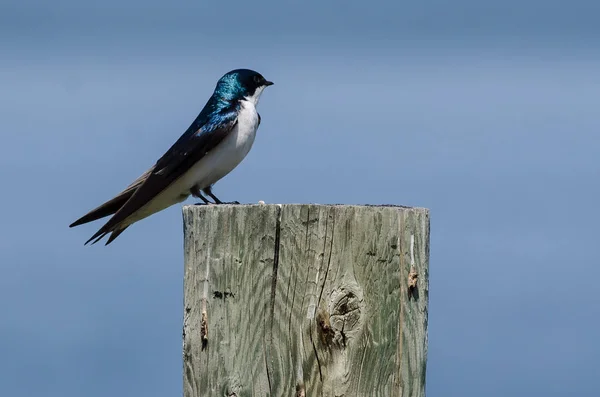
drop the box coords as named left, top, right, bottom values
left=183, top=204, right=429, bottom=397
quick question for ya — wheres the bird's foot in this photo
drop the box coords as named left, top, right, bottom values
left=200, top=186, right=239, bottom=205
left=193, top=202, right=216, bottom=206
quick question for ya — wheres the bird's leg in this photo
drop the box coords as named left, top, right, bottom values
left=202, top=186, right=223, bottom=204
left=202, top=186, right=240, bottom=205
left=190, top=185, right=213, bottom=205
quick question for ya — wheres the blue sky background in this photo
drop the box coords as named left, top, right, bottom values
left=1, top=1, right=599, bottom=396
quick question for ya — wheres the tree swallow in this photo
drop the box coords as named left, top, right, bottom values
left=70, top=69, right=274, bottom=245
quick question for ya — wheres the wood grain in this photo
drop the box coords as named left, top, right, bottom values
left=183, top=204, right=429, bottom=397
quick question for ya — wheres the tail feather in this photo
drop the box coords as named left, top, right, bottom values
left=70, top=168, right=153, bottom=228
left=71, top=168, right=154, bottom=245
left=86, top=230, right=108, bottom=245
left=105, top=226, right=129, bottom=245
left=85, top=225, right=130, bottom=246
left=70, top=193, right=133, bottom=228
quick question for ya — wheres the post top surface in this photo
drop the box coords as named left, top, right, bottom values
left=183, top=203, right=429, bottom=213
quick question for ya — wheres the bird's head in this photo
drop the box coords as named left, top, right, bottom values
left=214, top=69, right=274, bottom=106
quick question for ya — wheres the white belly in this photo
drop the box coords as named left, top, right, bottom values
left=122, top=99, right=259, bottom=225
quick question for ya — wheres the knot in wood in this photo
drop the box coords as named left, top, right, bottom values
left=331, top=289, right=362, bottom=331
left=324, top=285, right=365, bottom=349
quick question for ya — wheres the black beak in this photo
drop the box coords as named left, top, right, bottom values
left=264, top=80, right=274, bottom=86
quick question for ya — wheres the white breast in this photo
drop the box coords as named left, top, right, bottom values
left=182, top=99, right=259, bottom=189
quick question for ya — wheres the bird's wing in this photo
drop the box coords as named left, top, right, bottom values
left=84, top=105, right=239, bottom=244
left=69, top=167, right=154, bottom=227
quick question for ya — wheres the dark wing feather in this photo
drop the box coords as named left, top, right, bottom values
left=69, top=168, right=153, bottom=227
left=84, top=105, right=239, bottom=244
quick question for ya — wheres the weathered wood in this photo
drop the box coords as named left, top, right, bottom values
left=183, top=204, right=429, bottom=397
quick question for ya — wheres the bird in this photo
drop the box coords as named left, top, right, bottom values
left=69, top=68, right=274, bottom=245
